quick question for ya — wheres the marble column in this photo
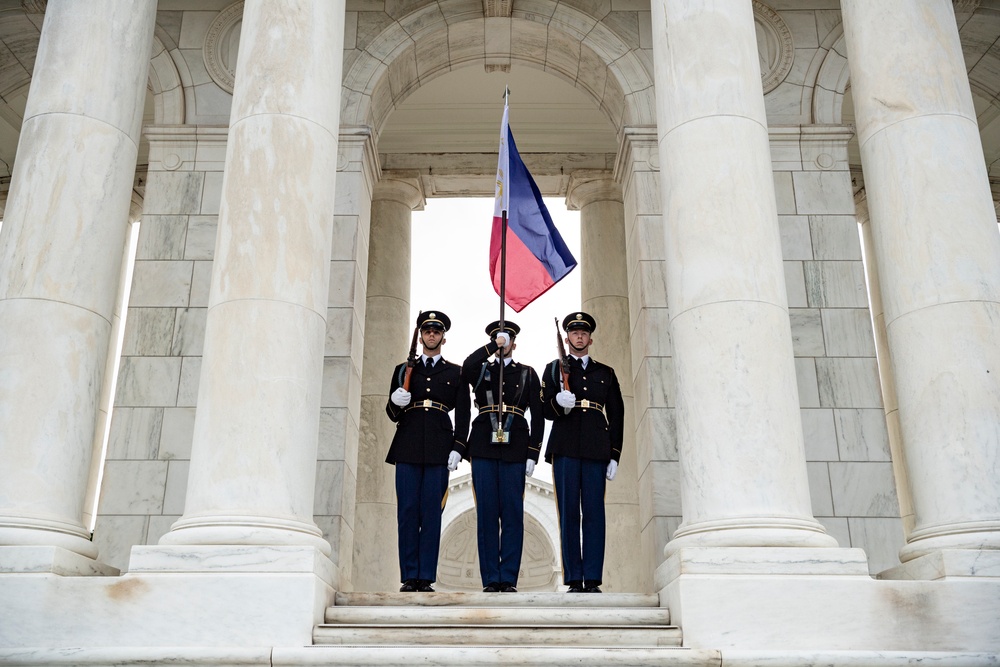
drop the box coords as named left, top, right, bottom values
left=160, top=0, right=344, bottom=553
left=568, top=170, right=645, bottom=592
left=0, top=0, right=156, bottom=563
left=841, top=0, right=1000, bottom=560
left=353, top=174, right=421, bottom=591
left=650, top=0, right=836, bottom=553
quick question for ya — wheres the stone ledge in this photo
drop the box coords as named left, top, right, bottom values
left=878, top=549, right=1000, bottom=581
left=0, top=546, right=119, bottom=577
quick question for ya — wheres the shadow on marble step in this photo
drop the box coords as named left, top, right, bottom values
left=312, top=624, right=682, bottom=647
left=325, top=606, right=671, bottom=625
left=334, top=591, right=661, bottom=607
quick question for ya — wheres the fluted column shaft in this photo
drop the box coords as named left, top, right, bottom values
left=841, top=0, right=1000, bottom=560
left=0, top=0, right=156, bottom=560
left=161, top=0, right=345, bottom=552
left=651, top=0, right=836, bottom=552
left=353, top=175, right=420, bottom=591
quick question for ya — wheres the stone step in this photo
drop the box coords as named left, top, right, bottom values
left=313, top=623, right=682, bottom=647
left=288, top=646, right=714, bottom=667
left=334, top=591, right=661, bottom=607
left=325, top=605, right=671, bottom=625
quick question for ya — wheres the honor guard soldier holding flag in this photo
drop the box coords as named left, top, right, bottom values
left=452, top=320, right=543, bottom=593
left=385, top=310, right=470, bottom=592
left=542, top=312, right=624, bottom=593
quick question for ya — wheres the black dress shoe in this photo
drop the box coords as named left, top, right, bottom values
left=584, top=585, right=603, bottom=593
left=399, top=579, right=417, bottom=592
left=566, top=580, right=584, bottom=592
left=416, top=580, right=435, bottom=592
left=499, top=582, right=518, bottom=592
left=482, top=582, right=500, bottom=592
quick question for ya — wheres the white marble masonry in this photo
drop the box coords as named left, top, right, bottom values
left=650, top=0, right=836, bottom=552
left=0, top=0, right=157, bottom=563
left=841, top=0, right=1000, bottom=560
left=159, top=1, right=346, bottom=558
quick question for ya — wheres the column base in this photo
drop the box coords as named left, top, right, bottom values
left=898, top=519, right=1000, bottom=562
left=665, top=516, right=840, bottom=556
left=0, top=545, right=118, bottom=576
left=656, top=547, right=1000, bottom=651
left=0, top=517, right=100, bottom=559
left=158, top=514, right=332, bottom=556
left=879, top=548, right=1000, bottom=580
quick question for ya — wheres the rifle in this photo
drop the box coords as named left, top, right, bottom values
left=554, top=317, right=570, bottom=391
left=402, top=322, right=420, bottom=391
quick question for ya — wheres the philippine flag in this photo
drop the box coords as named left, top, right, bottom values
left=490, top=101, right=577, bottom=312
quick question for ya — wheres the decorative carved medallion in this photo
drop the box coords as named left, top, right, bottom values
left=753, top=1, right=794, bottom=94
left=204, top=1, right=245, bottom=95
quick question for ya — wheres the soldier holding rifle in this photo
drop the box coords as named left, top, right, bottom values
left=453, top=320, right=543, bottom=593
left=541, top=312, right=624, bottom=593
left=385, top=310, right=469, bottom=592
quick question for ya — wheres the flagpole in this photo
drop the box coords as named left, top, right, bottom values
left=496, top=88, right=509, bottom=444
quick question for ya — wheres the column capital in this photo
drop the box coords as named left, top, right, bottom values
left=565, top=169, right=621, bottom=211
left=373, top=171, right=425, bottom=211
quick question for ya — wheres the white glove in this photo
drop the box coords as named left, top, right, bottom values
left=606, top=460, right=618, bottom=481
left=447, top=450, right=461, bottom=471
left=496, top=331, right=510, bottom=348
left=556, top=390, right=576, bottom=411
left=391, top=387, right=412, bottom=407
left=525, top=460, right=535, bottom=477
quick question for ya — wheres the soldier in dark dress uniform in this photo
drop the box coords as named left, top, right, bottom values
left=541, top=312, right=624, bottom=593
left=453, top=320, right=543, bottom=593
left=385, top=310, right=470, bottom=592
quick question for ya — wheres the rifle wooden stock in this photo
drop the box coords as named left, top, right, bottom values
left=403, top=324, right=420, bottom=391
left=554, top=317, right=570, bottom=391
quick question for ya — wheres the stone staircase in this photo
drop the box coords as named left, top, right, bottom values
left=304, top=590, right=713, bottom=666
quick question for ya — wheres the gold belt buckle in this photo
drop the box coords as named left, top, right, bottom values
left=580, top=399, right=591, bottom=408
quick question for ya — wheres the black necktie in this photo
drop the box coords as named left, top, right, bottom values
left=425, top=358, right=433, bottom=369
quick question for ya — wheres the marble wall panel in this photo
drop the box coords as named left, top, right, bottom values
left=791, top=171, right=854, bottom=215
left=806, top=461, right=834, bottom=516
left=784, top=261, right=808, bottom=307
left=129, top=260, right=193, bottom=308
left=324, top=307, right=356, bottom=358
left=510, top=19, right=548, bottom=65
left=604, top=11, right=641, bottom=49
left=629, top=306, right=671, bottom=380
left=147, top=514, right=179, bottom=546
left=184, top=216, right=217, bottom=260
left=779, top=215, right=813, bottom=260
left=810, top=215, right=862, bottom=260
left=782, top=10, right=820, bottom=49
left=200, top=171, right=225, bottom=214
left=634, top=407, right=677, bottom=473
left=92, top=515, right=148, bottom=572
left=159, top=407, right=195, bottom=461
left=176, top=357, right=201, bottom=407
left=834, top=408, right=891, bottom=462
left=551, top=2, right=597, bottom=42
left=829, top=462, right=899, bottom=517
left=328, top=261, right=359, bottom=308
left=169, top=307, right=207, bottom=358
left=122, top=308, right=176, bottom=356
left=115, top=357, right=182, bottom=407
left=345, top=11, right=359, bottom=49
left=143, top=171, right=205, bottom=215
left=318, top=408, right=350, bottom=461
left=546, top=29, right=582, bottom=79
left=637, top=8, right=652, bottom=49
left=162, top=460, right=189, bottom=515
left=803, top=260, right=868, bottom=308
left=331, top=215, right=362, bottom=262
left=136, top=215, right=188, bottom=260
left=194, top=143, right=228, bottom=172
left=321, top=357, right=354, bottom=409
left=772, top=171, right=796, bottom=214
left=448, top=19, right=486, bottom=64
left=576, top=45, right=609, bottom=101
left=191, top=82, right=234, bottom=124
left=190, top=261, right=213, bottom=307
left=815, top=516, right=850, bottom=549
left=769, top=137, right=803, bottom=171
left=795, top=357, right=821, bottom=408
left=638, top=460, right=681, bottom=523
left=800, top=407, right=838, bottom=461
left=766, top=80, right=809, bottom=121
left=315, top=461, right=346, bottom=516
left=107, top=407, right=163, bottom=461
left=848, top=517, right=904, bottom=574
left=821, top=308, right=875, bottom=357
left=816, top=357, right=882, bottom=408
left=413, top=28, right=450, bottom=79
left=633, top=356, right=674, bottom=416
left=177, top=11, right=215, bottom=49
left=98, top=460, right=169, bottom=514
left=789, top=308, right=825, bottom=356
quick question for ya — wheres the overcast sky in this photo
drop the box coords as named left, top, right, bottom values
left=411, top=197, right=581, bottom=482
